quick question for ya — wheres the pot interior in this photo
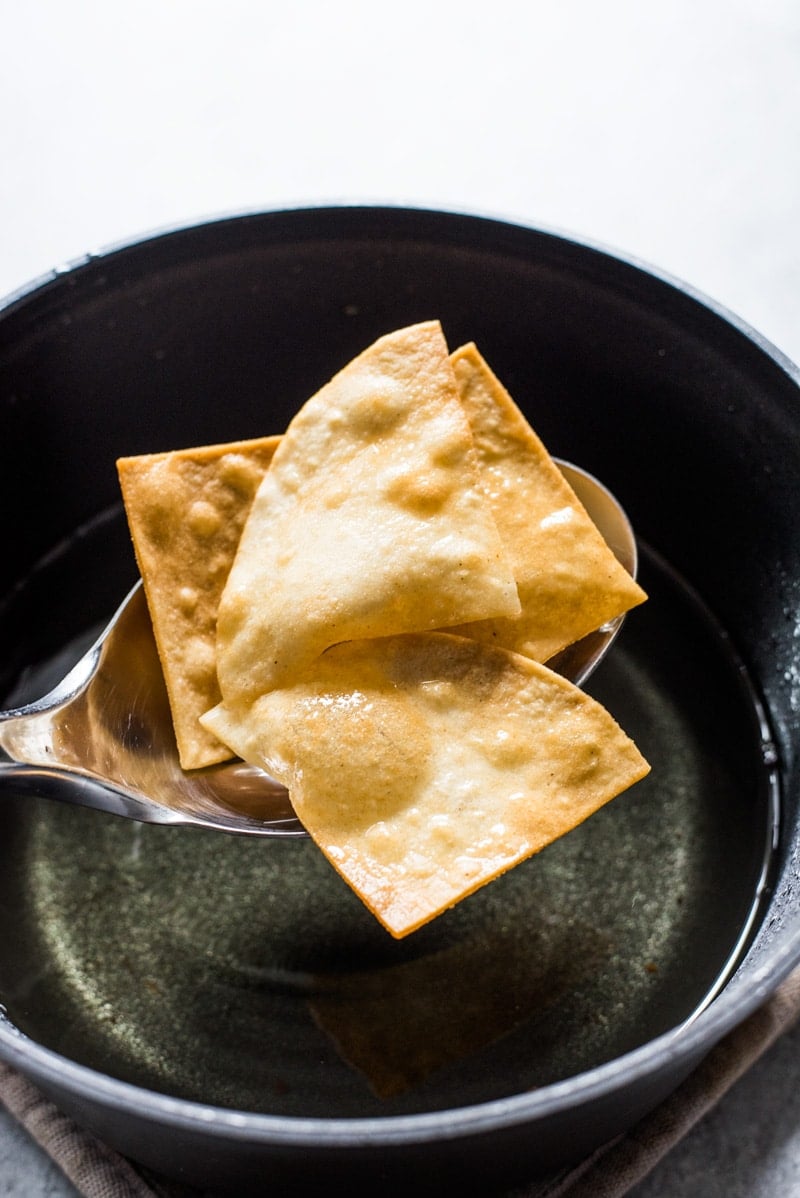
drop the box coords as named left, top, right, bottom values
left=0, top=208, right=795, bottom=1122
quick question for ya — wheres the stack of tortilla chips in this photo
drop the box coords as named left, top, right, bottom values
left=118, top=321, right=649, bottom=938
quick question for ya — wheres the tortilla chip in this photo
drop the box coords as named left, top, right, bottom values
left=214, top=322, right=520, bottom=704
left=202, top=633, right=650, bottom=938
left=449, top=344, right=647, bottom=662
left=117, top=436, right=279, bottom=769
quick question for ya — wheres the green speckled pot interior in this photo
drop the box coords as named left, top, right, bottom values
left=0, top=521, right=774, bottom=1118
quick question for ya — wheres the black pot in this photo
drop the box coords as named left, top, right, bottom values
left=0, top=207, right=798, bottom=1196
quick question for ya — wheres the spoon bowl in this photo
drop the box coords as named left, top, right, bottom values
left=0, top=460, right=637, bottom=836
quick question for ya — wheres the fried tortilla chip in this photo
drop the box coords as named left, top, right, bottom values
left=214, top=321, right=520, bottom=704
left=449, top=344, right=647, bottom=662
left=117, top=436, right=279, bottom=769
left=202, top=633, right=650, bottom=938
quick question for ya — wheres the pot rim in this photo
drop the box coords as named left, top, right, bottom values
left=2, top=201, right=799, bottom=385
left=2, top=202, right=800, bottom=1147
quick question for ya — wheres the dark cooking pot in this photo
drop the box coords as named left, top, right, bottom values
left=0, top=207, right=799, bottom=1196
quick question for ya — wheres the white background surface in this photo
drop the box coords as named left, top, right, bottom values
left=2, top=0, right=799, bottom=364
left=1, top=2, right=800, bottom=1194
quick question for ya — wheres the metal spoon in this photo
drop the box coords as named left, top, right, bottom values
left=0, top=461, right=638, bottom=837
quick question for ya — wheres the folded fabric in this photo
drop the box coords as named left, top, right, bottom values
left=3, top=965, right=800, bottom=1198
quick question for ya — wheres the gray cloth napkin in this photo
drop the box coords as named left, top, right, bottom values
left=4, top=966, right=800, bottom=1198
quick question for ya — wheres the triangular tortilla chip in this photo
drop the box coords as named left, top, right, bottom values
left=448, top=344, right=646, bottom=662
left=202, top=633, right=650, bottom=938
left=215, top=322, right=520, bottom=703
left=117, top=436, right=280, bottom=769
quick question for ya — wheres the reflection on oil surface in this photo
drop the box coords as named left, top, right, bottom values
left=0, top=541, right=778, bottom=1117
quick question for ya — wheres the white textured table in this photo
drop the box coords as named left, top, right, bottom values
left=1, top=2, right=799, bottom=1194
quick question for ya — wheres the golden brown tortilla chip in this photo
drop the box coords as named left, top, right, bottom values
left=117, top=436, right=279, bottom=769
left=449, top=343, right=647, bottom=662
left=214, top=322, right=520, bottom=704
left=201, top=632, right=650, bottom=938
